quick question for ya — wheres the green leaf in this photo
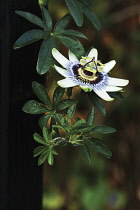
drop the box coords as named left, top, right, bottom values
left=86, top=106, right=95, bottom=125
left=108, top=92, right=123, bottom=100
left=36, top=36, right=58, bottom=75
left=52, top=125, right=67, bottom=132
left=32, top=81, right=52, bottom=108
left=72, top=119, right=87, bottom=128
left=42, top=126, right=50, bottom=142
left=88, top=138, right=112, bottom=158
left=22, top=100, right=49, bottom=114
left=56, top=99, right=77, bottom=111
left=15, top=11, right=45, bottom=29
left=82, top=7, right=101, bottom=31
left=54, top=14, right=71, bottom=32
left=67, top=104, right=76, bottom=121
left=38, top=0, right=48, bottom=7
left=13, top=29, right=47, bottom=49
left=33, top=145, right=47, bottom=157
left=53, top=86, right=65, bottom=107
left=76, top=0, right=92, bottom=8
left=33, top=133, right=48, bottom=145
left=58, top=29, right=88, bottom=39
left=57, top=35, right=85, bottom=58
left=48, top=150, right=54, bottom=165
left=92, top=126, right=116, bottom=134
left=38, top=114, right=52, bottom=129
left=38, top=150, right=49, bottom=165
left=65, top=0, right=83, bottom=27
left=41, top=7, right=52, bottom=31
left=82, top=144, right=91, bottom=163
left=70, top=125, right=94, bottom=134
left=88, top=92, right=106, bottom=116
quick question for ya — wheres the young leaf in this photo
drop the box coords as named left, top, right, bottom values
left=42, top=126, right=50, bottom=142
left=33, top=133, right=48, bottom=145
left=86, top=106, right=95, bottom=125
left=88, top=138, right=112, bottom=158
left=82, top=144, right=91, bottom=163
left=59, top=29, right=88, bottom=40
left=15, top=11, right=45, bottom=29
left=67, top=104, right=76, bottom=121
left=33, top=145, right=48, bottom=157
left=48, top=150, right=54, bottom=165
left=53, top=86, right=65, bottom=107
left=38, top=150, right=49, bottom=165
left=41, top=7, right=52, bottom=31
left=57, top=35, right=85, bottom=58
left=88, top=92, right=106, bottom=116
left=92, top=126, right=116, bottom=134
left=22, top=100, right=49, bottom=114
left=13, top=29, right=47, bottom=49
left=82, top=7, right=101, bottom=31
left=36, top=36, right=58, bottom=75
left=54, top=14, right=71, bottom=32
left=56, top=99, right=77, bottom=111
left=65, top=0, right=83, bottom=27
left=38, top=0, right=48, bottom=7
left=32, top=81, right=52, bottom=108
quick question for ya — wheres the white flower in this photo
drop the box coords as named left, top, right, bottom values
left=52, top=48, right=129, bottom=101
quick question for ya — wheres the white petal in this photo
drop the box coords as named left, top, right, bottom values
left=87, top=48, right=98, bottom=60
left=58, top=78, right=77, bottom=88
left=94, top=89, right=114, bottom=101
left=68, top=51, right=79, bottom=61
left=103, top=60, right=116, bottom=73
left=52, top=48, right=69, bottom=68
left=108, top=77, right=129, bottom=87
left=105, top=86, right=122, bottom=92
left=54, top=65, right=69, bottom=77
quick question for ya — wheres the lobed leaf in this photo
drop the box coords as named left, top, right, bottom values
left=54, top=14, right=71, bottom=32
left=88, top=138, right=112, bottom=158
left=33, top=145, right=48, bottom=157
left=38, top=114, right=52, bottom=129
left=42, top=126, right=50, bottom=142
left=36, top=36, right=58, bottom=75
left=41, top=7, right=52, bottom=31
left=56, top=99, right=77, bottom=111
left=57, top=35, right=85, bottom=58
left=48, top=150, right=54, bottom=165
left=33, top=133, right=48, bottom=145
left=86, top=106, right=95, bottom=125
left=82, top=144, right=91, bottom=163
left=65, top=0, right=83, bottom=27
left=32, top=81, right=52, bottom=108
left=67, top=104, right=76, bottom=121
left=38, top=150, right=49, bottom=165
left=22, top=100, right=49, bottom=114
left=59, top=29, right=88, bottom=39
left=53, top=86, right=65, bottom=107
left=13, top=29, right=47, bottom=49
left=15, top=11, right=45, bottom=28
left=92, top=126, right=116, bottom=134
left=88, top=92, right=106, bottom=116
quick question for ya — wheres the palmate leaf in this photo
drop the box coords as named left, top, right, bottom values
left=54, top=14, right=71, bottom=32
left=92, top=126, right=116, bottom=134
left=38, top=149, right=49, bottom=165
left=59, top=29, right=88, bottom=40
left=15, top=11, right=45, bottom=29
left=67, top=104, right=76, bottom=121
left=22, top=100, right=49, bottom=114
left=13, top=29, right=47, bottom=49
left=42, top=126, right=50, bottom=142
left=32, top=81, right=52, bottom=108
left=56, top=99, right=77, bottom=111
left=88, top=92, right=106, bottom=116
left=36, top=36, right=58, bottom=75
left=65, top=0, right=83, bottom=27
left=33, top=133, right=48, bottom=145
left=82, top=144, right=91, bottom=163
left=33, top=145, right=48, bottom=157
left=86, top=106, right=95, bottom=125
left=39, top=114, right=53, bottom=129
left=87, top=138, right=112, bottom=158
left=41, top=7, right=52, bottom=31
left=57, top=35, right=85, bottom=58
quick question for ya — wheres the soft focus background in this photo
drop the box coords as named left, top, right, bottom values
left=42, top=0, right=140, bottom=209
